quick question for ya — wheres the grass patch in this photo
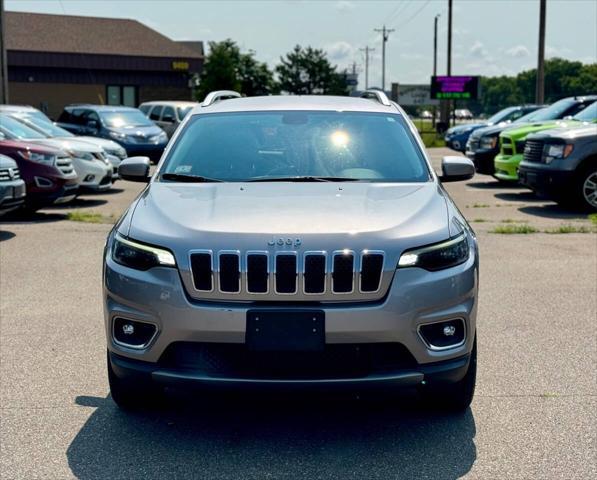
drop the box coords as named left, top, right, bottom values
left=539, top=392, right=558, bottom=398
left=544, top=225, right=593, bottom=234
left=472, top=203, right=490, bottom=208
left=501, top=218, right=529, bottom=224
left=588, top=213, right=597, bottom=225
left=419, top=132, right=446, bottom=148
left=471, top=218, right=488, bottom=223
left=490, top=224, right=538, bottom=234
left=67, top=211, right=115, bottom=224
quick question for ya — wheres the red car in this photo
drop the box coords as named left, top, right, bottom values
left=0, top=139, right=78, bottom=211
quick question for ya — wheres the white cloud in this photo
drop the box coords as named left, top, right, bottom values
left=469, top=41, right=488, bottom=59
left=505, top=45, right=531, bottom=58
left=546, top=45, right=573, bottom=58
left=335, top=1, right=356, bottom=13
left=325, top=41, right=355, bottom=63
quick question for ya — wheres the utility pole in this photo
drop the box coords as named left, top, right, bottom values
left=536, top=0, right=546, bottom=104
left=440, top=0, right=453, bottom=128
left=0, top=0, right=8, bottom=104
left=374, top=25, right=394, bottom=91
left=433, top=14, right=440, bottom=127
left=359, top=46, right=375, bottom=90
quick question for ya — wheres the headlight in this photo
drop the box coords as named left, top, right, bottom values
left=108, top=131, right=127, bottom=141
left=398, top=234, right=469, bottom=271
left=67, top=149, right=95, bottom=161
left=17, top=150, right=56, bottom=166
left=543, top=143, right=573, bottom=164
left=480, top=136, right=497, bottom=149
left=112, top=233, right=176, bottom=270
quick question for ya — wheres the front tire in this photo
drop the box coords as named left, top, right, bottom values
left=420, top=337, right=477, bottom=412
left=107, top=352, right=163, bottom=410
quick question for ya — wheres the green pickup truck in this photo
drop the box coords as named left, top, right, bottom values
left=494, top=96, right=596, bottom=182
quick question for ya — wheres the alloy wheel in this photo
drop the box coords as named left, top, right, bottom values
left=582, top=171, right=597, bottom=208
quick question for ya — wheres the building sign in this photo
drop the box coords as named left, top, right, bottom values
left=172, top=61, right=190, bottom=71
left=391, top=83, right=439, bottom=106
left=430, top=76, right=479, bottom=100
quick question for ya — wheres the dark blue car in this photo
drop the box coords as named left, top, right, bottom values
left=57, top=105, right=168, bottom=163
left=444, top=105, right=543, bottom=153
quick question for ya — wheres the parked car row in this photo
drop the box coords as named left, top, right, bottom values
left=0, top=100, right=190, bottom=214
left=445, top=95, right=596, bottom=212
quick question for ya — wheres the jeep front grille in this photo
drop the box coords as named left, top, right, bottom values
left=188, top=249, right=387, bottom=301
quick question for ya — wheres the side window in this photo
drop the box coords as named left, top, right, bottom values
left=509, top=110, right=524, bottom=122
left=568, top=103, right=588, bottom=117
left=57, top=110, right=72, bottom=123
left=162, top=106, right=175, bottom=122
left=139, top=104, right=150, bottom=115
left=70, top=109, right=88, bottom=125
left=150, top=106, right=163, bottom=121
left=83, top=111, right=100, bottom=125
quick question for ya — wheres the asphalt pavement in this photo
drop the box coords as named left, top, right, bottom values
left=0, top=148, right=595, bottom=479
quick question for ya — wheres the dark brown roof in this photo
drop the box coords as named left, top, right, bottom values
left=176, top=41, right=205, bottom=57
left=6, top=11, right=203, bottom=59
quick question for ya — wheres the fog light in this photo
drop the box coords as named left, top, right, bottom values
left=443, top=325, right=456, bottom=336
left=122, top=323, right=134, bottom=335
left=113, top=317, right=157, bottom=348
left=34, top=176, right=54, bottom=188
left=84, top=174, right=95, bottom=182
left=418, top=319, right=465, bottom=351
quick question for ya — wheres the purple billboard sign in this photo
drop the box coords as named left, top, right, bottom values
left=430, top=76, right=480, bottom=100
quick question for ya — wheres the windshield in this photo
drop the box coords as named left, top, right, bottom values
left=526, top=99, right=577, bottom=122
left=572, top=101, right=596, bottom=122
left=514, top=108, right=548, bottom=123
left=160, top=111, right=430, bottom=182
left=0, top=114, right=48, bottom=139
left=486, top=107, right=518, bottom=124
left=177, top=106, right=193, bottom=120
left=15, top=114, right=74, bottom=138
left=99, top=110, right=154, bottom=128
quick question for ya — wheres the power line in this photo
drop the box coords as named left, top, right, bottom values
left=393, top=0, right=432, bottom=29
left=385, top=0, right=414, bottom=26
left=374, top=25, right=395, bottom=91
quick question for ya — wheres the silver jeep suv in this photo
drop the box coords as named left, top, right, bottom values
left=105, top=90, right=479, bottom=411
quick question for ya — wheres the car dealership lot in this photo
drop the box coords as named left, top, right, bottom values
left=1, top=148, right=595, bottom=479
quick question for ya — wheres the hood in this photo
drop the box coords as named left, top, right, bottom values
left=108, top=124, right=164, bottom=137
left=126, top=182, right=451, bottom=252
left=0, top=154, right=18, bottom=168
left=73, top=136, right=125, bottom=153
left=449, top=123, right=485, bottom=134
left=26, top=137, right=103, bottom=153
left=471, top=123, right=507, bottom=139
left=500, top=120, right=576, bottom=140
left=528, top=124, right=597, bottom=142
left=0, top=139, right=65, bottom=155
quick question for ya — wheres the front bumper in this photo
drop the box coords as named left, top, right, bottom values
left=518, top=163, right=575, bottom=197
left=104, top=240, right=478, bottom=386
left=494, top=153, right=522, bottom=181
left=466, top=148, right=498, bottom=175
left=0, top=179, right=26, bottom=214
left=109, top=349, right=471, bottom=391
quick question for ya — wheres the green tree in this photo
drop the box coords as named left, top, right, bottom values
left=276, top=45, right=348, bottom=95
left=195, top=40, right=275, bottom=100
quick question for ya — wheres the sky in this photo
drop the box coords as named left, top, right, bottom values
left=6, top=0, right=597, bottom=89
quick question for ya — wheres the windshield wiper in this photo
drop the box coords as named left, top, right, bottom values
left=161, top=173, right=223, bottom=183
left=248, top=176, right=359, bottom=183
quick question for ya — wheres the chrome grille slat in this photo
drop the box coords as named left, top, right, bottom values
left=188, top=249, right=386, bottom=300
left=523, top=140, right=544, bottom=163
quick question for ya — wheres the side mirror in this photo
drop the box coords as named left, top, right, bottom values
left=118, top=156, right=151, bottom=182
left=439, top=156, right=475, bottom=182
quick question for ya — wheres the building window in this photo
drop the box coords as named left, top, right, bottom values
left=106, top=85, right=137, bottom=107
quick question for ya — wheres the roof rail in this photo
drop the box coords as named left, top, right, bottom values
left=202, top=90, right=242, bottom=107
left=360, top=89, right=392, bottom=107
